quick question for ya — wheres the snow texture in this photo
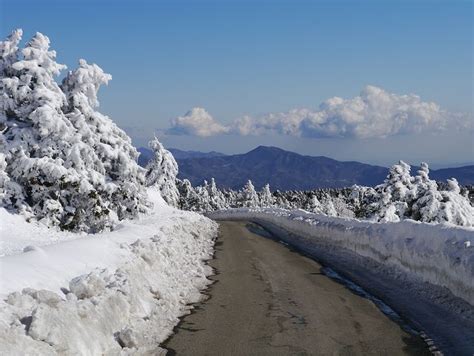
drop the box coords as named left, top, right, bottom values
left=0, top=190, right=218, bottom=355
left=208, top=208, right=474, bottom=306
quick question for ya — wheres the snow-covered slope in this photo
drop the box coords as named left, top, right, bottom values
left=0, top=189, right=217, bottom=355
left=209, top=208, right=474, bottom=306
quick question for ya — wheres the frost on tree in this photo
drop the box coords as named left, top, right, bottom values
left=177, top=178, right=201, bottom=211
left=176, top=164, right=473, bottom=227
left=259, top=184, right=274, bottom=207
left=239, top=180, right=260, bottom=208
left=207, top=178, right=226, bottom=210
left=145, top=137, right=180, bottom=207
left=411, top=164, right=474, bottom=226
left=370, top=160, right=414, bottom=222
left=61, top=58, right=149, bottom=225
left=369, top=161, right=474, bottom=226
left=0, top=30, right=149, bottom=232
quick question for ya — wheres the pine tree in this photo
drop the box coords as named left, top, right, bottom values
left=195, top=180, right=212, bottom=211
left=1, top=30, right=149, bottom=231
left=259, top=183, right=274, bottom=207
left=177, top=178, right=200, bottom=210
left=1, top=31, right=83, bottom=227
left=240, top=180, right=260, bottom=208
left=62, top=59, right=149, bottom=225
left=411, top=162, right=442, bottom=222
left=207, top=178, right=226, bottom=210
left=145, top=137, right=179, bottom=207
left=371, top=160, right=415, bottom=222
left=304, top=193, right=323, bottom=213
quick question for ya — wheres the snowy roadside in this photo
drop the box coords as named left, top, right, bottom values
left=0, top=189, right=218, bottom=355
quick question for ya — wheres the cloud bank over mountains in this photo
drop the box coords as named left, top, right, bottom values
left=166, top=86, right=472, bottom=139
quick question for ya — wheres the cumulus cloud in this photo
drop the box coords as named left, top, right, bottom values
left=167, top=107, right=229, bottom=137
left=167, top=86, right=472, bottom=139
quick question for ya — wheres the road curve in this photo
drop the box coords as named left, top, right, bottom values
left=164, top=221, right=428, bottom=355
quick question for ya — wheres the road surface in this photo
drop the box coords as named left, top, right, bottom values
left=164, top=221, right=428, bottom=355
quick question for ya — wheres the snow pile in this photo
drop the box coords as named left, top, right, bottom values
left=0, top=191, right=218, bottom=355
left=1, top=30, right=148, bottom=232
left=0, top=28, right=217, bottom=355
left=209, top=208, right=474, bottom=306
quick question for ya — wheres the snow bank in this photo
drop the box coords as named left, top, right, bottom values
left=0, top=189, right=218, bottom=355
left=209, top=208, right=474, bottom=306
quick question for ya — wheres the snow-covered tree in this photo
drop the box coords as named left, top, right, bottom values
left=371, top=162, right=474, bottom=226
left=174, top=163, right=473, bottom=227
left=304, top=193, right=323, bottom=213
left=61, top=58, right=149, bottom=224
left=412, top=168, right=474, bottom=226
left=370, top=160, right=415, bottom=222
left=273, top=190, right=291, bottom=209
left=348, top=185, right=378, bottom=218
left=1, top=31, right=83, bottom=227
left=0, top=30, right=149, bottom=231
left=145, top=137, right=179, bottom=207
left=437, top=178, right=474, bottom=226
left=207, top=178, right=227, bottom=210
left=410, top=163, right=442, bottom=222
left=239, top=180, right=260, bottom=208
left=259, top=184, right=274, bottom=207
left=177, top=178, right=200, bottom=211
left=195, top=180, right=212, bottom=211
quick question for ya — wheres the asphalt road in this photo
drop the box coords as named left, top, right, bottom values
left=164, top=221, right=428, bottom=355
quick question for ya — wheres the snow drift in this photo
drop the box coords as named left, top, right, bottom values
left=208, top=208, right=474, bottom=306
left=0, top=191, right=218, bottom=355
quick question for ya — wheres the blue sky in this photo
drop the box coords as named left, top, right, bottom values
left=1, top=0, right=473, bottom=166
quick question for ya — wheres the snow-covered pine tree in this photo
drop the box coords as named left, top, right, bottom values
left=222, top=188, right=238, bottom=209
left=0, top=153, right=9, bottom=200
left=144, top=137, right=179, bottom=207
left=410, top=164, right=474, bottom=226
left=272, top=190, right=290, bottom=209
left=259, top=183, right=274, bottom=207
left=207, top=178, right=226, bottom=210
left=239, top=180, right=260, bottom=208
left=194, top=180, right=212, bottom=211
left=1, top=30, right=149, bottom=231
left=177, top=178, right=200, bottom=211
left=371, top=160, right=415, bottom=222
left=304, top=193, right=323, bottom=214
left=410, top=162, right=442, bottom=222
left=61, top=58, right=149, bottom=225
left=437, top=178, right=474, bottom=226
left=349, top=185, right=378, bottom=218
left=0, top=30, right=84, bottom=227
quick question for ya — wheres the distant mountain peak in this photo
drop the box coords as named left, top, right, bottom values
left=139, top=145, right=474, bottom=190
left=174, top=146, right=474, bottom=190
left=250, top=145, right=289, bottom=153
left=246, top=145, right=293, bottom=158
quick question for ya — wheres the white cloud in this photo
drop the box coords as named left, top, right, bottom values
left=167, top=86, right=472, bottom=139
left=167, top=107, right=229, bottom=137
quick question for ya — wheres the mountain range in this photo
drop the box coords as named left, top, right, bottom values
left=137, top=147, right=225, bottom=167
left=138, top=146, right=474, bottom=190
